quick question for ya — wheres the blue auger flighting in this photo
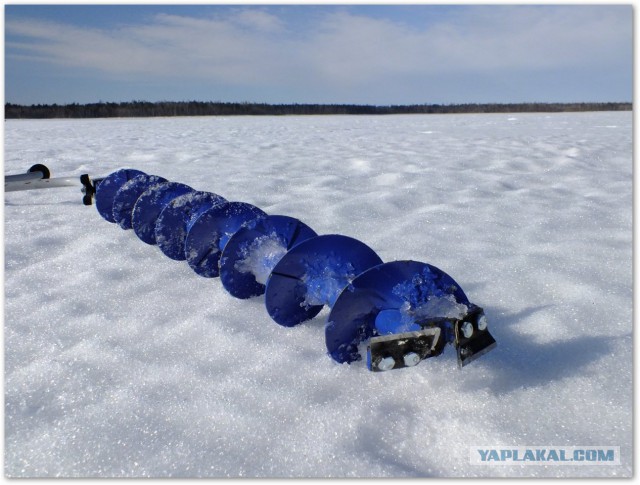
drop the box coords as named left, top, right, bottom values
left=6, top=164, right=496, bottom=372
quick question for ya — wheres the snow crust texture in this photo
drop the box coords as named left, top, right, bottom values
left=4, top=113, right=632, bottom=477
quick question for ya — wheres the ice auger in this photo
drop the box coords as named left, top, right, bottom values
left=5, top=164, right=496, bottom=371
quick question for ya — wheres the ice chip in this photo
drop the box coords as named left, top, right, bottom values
left=413, top=294, right=468, bottom=321
left=234, top=232, right=288, bottom=285
left=300, top=256, right=355, bottom=308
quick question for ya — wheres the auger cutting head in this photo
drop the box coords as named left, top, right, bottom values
left=326, top=260, right=496, bottom=371
left=366, top=304, right=496, bottom=371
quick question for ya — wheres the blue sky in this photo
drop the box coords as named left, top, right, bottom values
left=4, top=4, right=633, bottom=105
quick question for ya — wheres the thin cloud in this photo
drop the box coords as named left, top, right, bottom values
left=232, top=9, right=285, bottom=33
left=299, top=6, right=630, bottom=79
left=5, top=6, right=632, bottom=100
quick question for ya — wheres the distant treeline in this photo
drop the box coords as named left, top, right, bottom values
left=4, top=101, right=632, bottom=119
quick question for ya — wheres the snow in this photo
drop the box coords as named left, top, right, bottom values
left=4, top=112, right=632, bottom=477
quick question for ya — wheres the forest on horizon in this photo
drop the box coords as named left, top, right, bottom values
left=4, top=101, right=632, bottom=119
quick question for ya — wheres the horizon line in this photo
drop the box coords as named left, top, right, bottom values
left=5, top=100, right=633, bottom=108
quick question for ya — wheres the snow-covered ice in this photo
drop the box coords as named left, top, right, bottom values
left=4, top=112, right=632, bottom=477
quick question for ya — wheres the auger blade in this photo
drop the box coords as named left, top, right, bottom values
left=131, top=181, right=194, bottom=245
left=453, top=307, right=497, bottom=368
left=219, top=215, right=318, bottom=299
left=95, top=168, right=146, bottom=223
left=184, top=201, right=267, bottom=278
left=154, top=191, right=227, bottom=261
left=368, top=327, right=443, bottom=372
left=112, top=174, right=168, bottom=230
left=264, top=234, right=383, bottom=327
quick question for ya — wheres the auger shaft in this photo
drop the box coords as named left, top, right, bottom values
left=5, top=176, right=80, bottom=192
left=4, top=164, right=103, bottom=206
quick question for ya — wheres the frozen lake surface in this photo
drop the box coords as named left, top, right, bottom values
left=4, top=112, right=632, bottom=477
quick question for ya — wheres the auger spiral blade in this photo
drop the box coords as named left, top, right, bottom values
left=95, top=168, right=146, bottom=222
left=155, top=191, right=227, bottom=261
left=184, top=201, right=267, bottom=278
left=131, top=181, right=194, bottom=245
left=219, top=215, right=318, bottom=299
left=264, top=234, right=383, bottom=327
left=112, top=174, right=168, bottom=229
